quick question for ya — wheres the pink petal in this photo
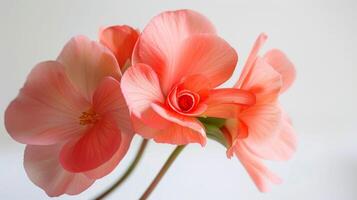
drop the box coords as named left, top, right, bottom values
left=5, top=61, right=88, bottom=145
left=59, top=115, right=122, bottom=173
left=202, top=88, right=255, bottom=118
left=133, top=9, right=216, bottom=94
left=263, top=49, right=296, bottom=93
left=202, top=104, right=239, bottom=119
left=24, top=145, right=94, bottom=197
left=234, top=142, right=282, bottom=192
left=179, top=74, right=212, bottom=94
left=120, top=63, right=164, bottom=121
left=206, top=88, right=256, bottom=107
left=243, top=113, right=297, bottom=161
left=92, top=77, right=134, bottom=135
left=82, top=77, right=134, bottom=178
left=151, top=103, right=206, bottom=146
left=131, top=114, right=162, bottom=139
left=153, top=122, right=206, bottom=146
left=99, top=25, right=139, bottom=70
left=132, top=108, right=205, bottom=145
left=236, top=33, right=268, bottom=88
left=85, top=132, right=133, bottom=179
left=162, top=34, right=237, bottom=93
left=239, top=104, right=282, bottom=148
left=240, top=58, right=282, bottom=104
left=57, top=35, right=121, bottom=100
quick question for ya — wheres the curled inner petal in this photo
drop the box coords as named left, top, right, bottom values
left=177, top=92, right=195, bottom=112
left=167, top=85, right=204, bottom=116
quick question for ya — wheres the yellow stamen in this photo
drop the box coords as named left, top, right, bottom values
left=79, top=109, right=100, bottom=125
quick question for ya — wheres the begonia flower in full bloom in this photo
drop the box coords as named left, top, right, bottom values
left=218, top=33, right=297, bottom=192
left=121, top=9, right=255, bottom=146
left=4, top=36, right=134, bottom=196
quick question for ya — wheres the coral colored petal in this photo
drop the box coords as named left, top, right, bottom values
left=120, top=63, right=169, bottom=130
left=234, top=142, right=282, bottom=192
left=131, top=114, right=162, bottom=139
left=121, top=63, right=165, bottom=120
left=243, top=114, right=297, bottom=161
left=202, top=88, right=255, bottom=118
left=163, top=34, right=238, bottom=93
left=24, top=145, right=94, bottom=197
left=60, top=116, right=121, bottom=173
left=93, top=77, right=134, bottom=135
left=151, top=103, right=206, bottom=146
left=236, top=33, right=268, bottom=88
left=239, top=104, right=282, bottom=148
left=240, top=58, right=282, bottom=103
left=206, top=88, right=256, bottom=106
left=133, top=9, right=216, bottom=94
left=154, top=122, right=206, bottom=146
left=57, top=35, right=121, bottom=100
left=5, top=61, right=88, bottom=145
left=85, top=132, right=133, bottom=179
left=264, top=49, right=296, bottom=93
left=99, top=25, right=139, bottom=70
left=180, top=74, right=212, bottom=94
left=202, top=104, right=240, bottom=119
left=82, top=77, right=134, bottom=178
left=225, top=120, right=248, bottom=158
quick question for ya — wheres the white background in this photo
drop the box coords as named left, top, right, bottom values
left=1, top=0, right=356, bottom=199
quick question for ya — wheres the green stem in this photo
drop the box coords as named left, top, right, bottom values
left=94, top=139, right=149, bottom=200
left=139, top=145, right=186, bottom=200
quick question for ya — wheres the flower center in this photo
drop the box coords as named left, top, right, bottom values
left=177, top=93, right=195, bottom=112
left=79, top=109, right=100, bottom=125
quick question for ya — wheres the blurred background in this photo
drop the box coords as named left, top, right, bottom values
left=1, top=0, right=356, bottom=199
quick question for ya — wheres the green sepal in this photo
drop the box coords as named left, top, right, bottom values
left=198, top=117, right=227, bottom=147
left=198, top=117, right=226, bottom=128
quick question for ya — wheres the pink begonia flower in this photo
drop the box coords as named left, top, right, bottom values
left=221, top=33, right=297, bottom=192
left=121, top=9, right=255, bottom=146
left=99, top=25, right=139, bottom=71
left=5, top=36, right=134, bottom=196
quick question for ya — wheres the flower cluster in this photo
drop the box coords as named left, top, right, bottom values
left=4, top=9, right=296, bottom=197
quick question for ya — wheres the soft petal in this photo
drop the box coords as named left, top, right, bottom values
left=154, top=122, right=206, bottom=146
left=202, top=88, right=255, bottom=118
left=133, top=9, right=216, bottom=94
left=205, top=88, right=256, bottom=108
left=263, top=49, right=296, bottom=93
left=131, top=114, right=162, bottom=139
left=179, top=74, right=212, bottom=94
left=236, top=33, right=267, bottom=88
left=121, top=63, right=164, bottom=120
left=161, top=34, right=237, bottom=93
left=132, top=106, right=205, bottom=145
left=240, top=58, right=282, bottom=103
left=239, top=104, right=282, bottom=148
left=225, top=120, right=248, bottom=158
left=93, top=77, right=134, bottom=135
left=234, top=142, right=282, bottom=192
left=202, top=104, right=239, bottom=119
left=243, top=114, right=297, bottom=161
left=57, top=35, right=121, bottom=100
left=24, top=145, right=94, bottom=197
left=85, top=132, right=133, bottom=179
left=5, top=61, right=88, bottom=145
left=151, top=103, right=206, bottom=146
left=82, top=77, right=134, bottom=178
left=99, top=25, right=139, bottom=70
left=59, top=115, right=122, bottom=173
